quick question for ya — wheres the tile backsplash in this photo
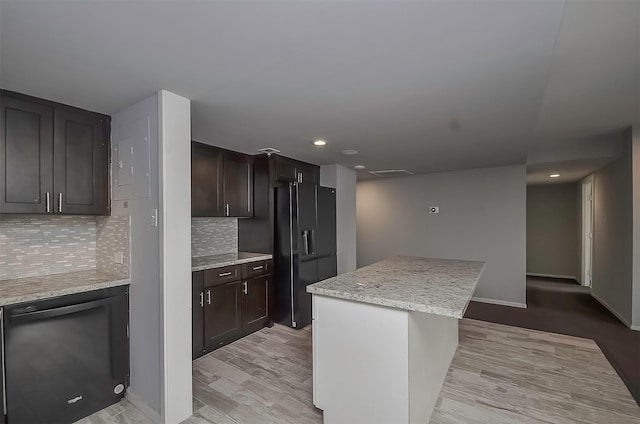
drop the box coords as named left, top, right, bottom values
left=0, top=216, right=97, bottom=280
left=97, top=215, right=130, bottom=278
left=191, top=218, right=237, bottom=257
left=0, top=215, right=130, bottom=280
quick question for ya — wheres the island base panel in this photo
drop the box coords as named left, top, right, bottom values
left=312, top=294, right=458, bottom=424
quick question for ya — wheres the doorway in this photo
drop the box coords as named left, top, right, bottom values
left=581, top=175, right=594, bottom=287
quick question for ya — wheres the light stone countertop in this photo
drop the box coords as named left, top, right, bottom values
left=0, top=270, right=130, bottom=306
left=306, top=256, right=485, bottom=319
left=192, top=252, right=273, bottom=272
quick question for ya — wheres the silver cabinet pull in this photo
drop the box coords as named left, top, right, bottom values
left=252, top=265, right=264, bottom=271
left=242, top=281, right=248, bottom=295
left=45, top=192, right=50, bottom=213
left=219, top=271, right=232, bottom=277
left=207, top=289, right=212, bottom=305
left=199, top=291, right=204, bottom=308
left=57, top=193, right=62, bottom=213
left=225, top=203, right=230, bottom=216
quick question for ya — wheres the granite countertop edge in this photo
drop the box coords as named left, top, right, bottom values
left=0, top=274, right=131, bottom=306
left=308, top=286, right=466, bottom=319
left=192, top=252, right=273, bottom=272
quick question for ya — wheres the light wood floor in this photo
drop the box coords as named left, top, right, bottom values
left=77, top=319, right=640, bottom=424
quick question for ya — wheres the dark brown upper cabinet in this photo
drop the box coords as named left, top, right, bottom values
left=191, top=141, right=253, bottom=218
left=274, top=155, right=319, bottom=184
left=191, top=142, right=224, bottom=216
left=0, top=90, right=110, bottom=215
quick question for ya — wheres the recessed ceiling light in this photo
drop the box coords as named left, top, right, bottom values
left=313, top=139, right=327, bottom=146
left=354, top=165, right=366, bottom=170
left=342, top=149, right=359, bottom=155
left=549, top=173, right=560, bottom=178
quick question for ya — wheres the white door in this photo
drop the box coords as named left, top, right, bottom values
left=582, top=178, right=593, bottom=287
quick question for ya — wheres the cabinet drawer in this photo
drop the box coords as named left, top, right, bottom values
left=204, top=265, right=240, bottom=286
left=241, top=260, right=271, bottom=279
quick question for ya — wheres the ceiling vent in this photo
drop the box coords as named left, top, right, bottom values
left=257, top=147, right=281, bottom=156
left=368, top=169, right=415, bottom=178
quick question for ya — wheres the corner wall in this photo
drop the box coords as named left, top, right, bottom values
left=592, top=132, right=634, bottom=326
left=632, top=126, right=640, bottom=329
left=356, top=165, right=527, bottom=307
left=320, top=164, right=357, bottom=275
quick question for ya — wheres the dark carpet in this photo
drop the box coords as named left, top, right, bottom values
left=465, top=277, right=640, bottom=406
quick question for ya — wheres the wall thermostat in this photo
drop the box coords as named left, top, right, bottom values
left=429, top=206, right=440, bottom=214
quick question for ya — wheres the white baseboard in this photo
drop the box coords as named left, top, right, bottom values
left=591, top=292, right=638, bottom=331
left=471, top=297, right=527, bottom=309
left=526, top=273, right=577, bottom=281
left=125, top=390, right=162, bottom=424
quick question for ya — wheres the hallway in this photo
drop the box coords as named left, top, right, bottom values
left=465, top=277, right=640, bottom=406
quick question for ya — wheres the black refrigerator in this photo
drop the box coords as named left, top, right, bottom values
left=274, top=182, right=337, bottom=328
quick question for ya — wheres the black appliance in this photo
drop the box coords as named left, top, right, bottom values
left=275, top=182, right=337, bottom=328
left=2, top=286, right=129, bottom=424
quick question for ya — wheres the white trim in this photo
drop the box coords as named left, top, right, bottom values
left=471, top=297, right=527, bottom=309
left=125, top=390, right=162, bottom=424
left=526, top=273, right=577, bottom=280
left=591, top=292, right=638, bottom=331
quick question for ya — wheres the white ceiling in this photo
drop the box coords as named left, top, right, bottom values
left=1, top=1, right=638, bottom=178
left=526, top=158, right=615, bottom=185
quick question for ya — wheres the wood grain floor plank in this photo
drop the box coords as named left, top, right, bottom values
left=79, top=319, right=639, bottom=423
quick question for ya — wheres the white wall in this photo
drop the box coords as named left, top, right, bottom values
left=320, top=165, right=357, bottom=275
left=112, top=91, right=193, bottom=423
left=112, top=94, right=163, bottom=419
left=158, top=91, right=193, bottom=423
left=592, top=133, right=634, bottom=327
left=357, top=165, right=527, bottom=307
left=526, top=183, right=580, bottom=279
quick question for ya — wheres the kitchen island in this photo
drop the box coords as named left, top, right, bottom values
left=306, top=256, right=485, bottom=424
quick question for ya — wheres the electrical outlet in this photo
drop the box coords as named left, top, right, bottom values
left=114, top=252, right=124, bottom=264
left=429, top=206, right=440, bottom=214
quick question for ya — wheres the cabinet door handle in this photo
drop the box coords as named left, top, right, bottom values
left=225, top=203, right=230, bottom=216
left=243, top=281, right=248, bottom=295
left=207, top=289, right=212, bottom=305
left=199, top=291, right=204, bottom=308
left=219, top=271, right=232, bottom=277
left=252, top=265, right=264, bottom=271
left=45, top=192, right=50, bottom=213
left=57, top=193, right=63, bottom=213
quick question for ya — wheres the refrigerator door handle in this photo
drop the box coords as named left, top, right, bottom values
left=309, top=229, right=316, bottom=256
left=302, top=230, right=309, bottom=256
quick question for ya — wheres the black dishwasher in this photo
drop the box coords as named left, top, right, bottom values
left=2, top=286, right=129, bottom=424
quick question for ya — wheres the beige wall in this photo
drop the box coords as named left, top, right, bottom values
left=526, top=183, right=580, bottom=279
left=632, top=126, right=640, bottom=328
left=357, top=165, right=527, bottom=307
left=592, top=133, right=634, bottom=326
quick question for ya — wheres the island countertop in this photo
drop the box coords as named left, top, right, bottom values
left=306, top=256, right=485, bottom=319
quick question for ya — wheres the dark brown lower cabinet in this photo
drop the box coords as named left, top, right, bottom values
left=204, top=281, right=242, bottom=352
left=192, top=261, right=272, bottom=360
left=241, top=276, right=270, bottom=334
left=192, top=272, right=205, bottom=359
